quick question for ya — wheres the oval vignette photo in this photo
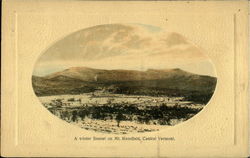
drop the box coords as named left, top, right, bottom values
left=32, top=24, right=217, bottom=134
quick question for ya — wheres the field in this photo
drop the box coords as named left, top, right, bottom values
left=39, top=92, right=204, bottom=134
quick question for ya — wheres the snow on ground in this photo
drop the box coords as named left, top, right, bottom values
left=71, top=119, right=163, bottom=134
left=39, top=93, right=204, bottom=109
left=38, top=93, right=204, bottom=134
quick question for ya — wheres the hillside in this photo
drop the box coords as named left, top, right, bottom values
left=32, top=67, right=217, bottom=103
left=44, top=67, right=194, bottom=82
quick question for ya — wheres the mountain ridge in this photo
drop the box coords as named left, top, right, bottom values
left=43, top=67, right=214, bottom=82
left=32, top=67, right=217, bottom=104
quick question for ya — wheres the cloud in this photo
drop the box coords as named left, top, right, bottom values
left=34, top=24, right=214, bottom=77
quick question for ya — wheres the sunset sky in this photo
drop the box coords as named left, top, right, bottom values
left=33, top=24, right=216, bottom=77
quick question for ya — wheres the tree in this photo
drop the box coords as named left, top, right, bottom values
left=115, top=112, right=125, bottom=127
left=72, top=110, right=78, bottom=122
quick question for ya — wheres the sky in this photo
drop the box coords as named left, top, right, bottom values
left=33, top=23, right=216, bottom=77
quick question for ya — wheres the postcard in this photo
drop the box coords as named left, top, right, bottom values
left=1, top=0, right=249, bottom=157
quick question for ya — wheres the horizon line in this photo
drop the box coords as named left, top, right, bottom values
left=33, top=66, right=216, bottom=78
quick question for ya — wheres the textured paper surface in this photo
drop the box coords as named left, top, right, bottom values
left=1, top=0, right=248, bottom=157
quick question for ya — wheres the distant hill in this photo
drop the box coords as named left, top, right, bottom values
left=44, top=67, right=195, bottom=82
left=32, top=67, right=217, bottom=104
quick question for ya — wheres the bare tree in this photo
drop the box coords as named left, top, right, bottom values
left=115, top=112, right=124, bottom=127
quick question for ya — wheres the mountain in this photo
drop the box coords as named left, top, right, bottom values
left=45, top=67, right=195, bottom=82
left=32, top=67, right=217, bottom=103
